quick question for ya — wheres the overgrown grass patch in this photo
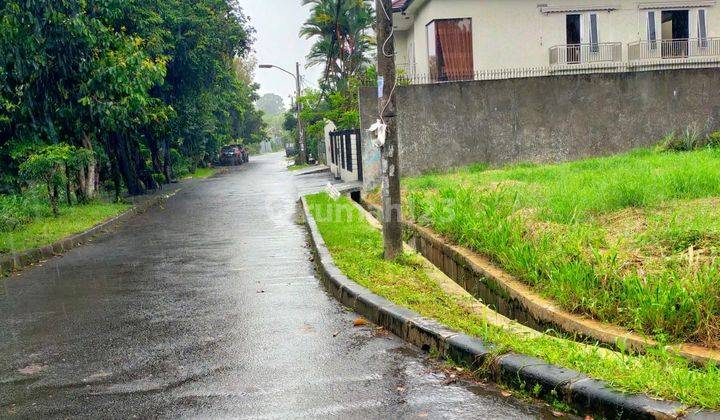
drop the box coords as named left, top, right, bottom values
left=0, top=201, right=130, bottom=254
left=306, top=193, right=720, bottom=410
left=182, top=167, right=216, bottom=179
left=288, top=163, right=312, bottom=171
left=398, top=148, right=720, bottom=346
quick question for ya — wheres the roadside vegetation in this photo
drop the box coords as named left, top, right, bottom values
left=0, top=1, right=266, bottom=254
left=181, top=167, right=217, bottom=180
left=283, top=0, right=374, bottom=160
left=381, top=137, right=720, bottom=348
left=288, top=164, right=313, bottom=171
left=306, top=193, right=720, bottom=410
left=1, top=1, right=267, bottom=201
left=0, top=198, right=129, bottom=254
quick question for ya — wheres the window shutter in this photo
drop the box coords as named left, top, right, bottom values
left=698, top=9, right=708, bottom=47
left=590, top=13, right=599, bottom=53
left=648, top=11, right=657, bottom=50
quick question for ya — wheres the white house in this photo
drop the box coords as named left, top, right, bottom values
left=391, top=0, right=719, bottom=80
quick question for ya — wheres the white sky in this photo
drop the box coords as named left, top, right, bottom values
left=237, top=0, right=324, bottom=108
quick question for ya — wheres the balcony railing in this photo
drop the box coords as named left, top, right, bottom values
left=396, top=62, right=417, bottom=77
left=549, top=42, right=622, bottom=66
left=628, top=38, right=720, bottom=61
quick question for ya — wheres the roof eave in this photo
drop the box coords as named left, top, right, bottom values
left=392, top=0, right=415, bottom=13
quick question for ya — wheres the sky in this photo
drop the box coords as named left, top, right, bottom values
left=236, top=0, right=323, bottom=108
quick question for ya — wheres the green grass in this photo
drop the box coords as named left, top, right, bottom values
left=306, top=193, right=720, bottom=410
left=391, top=148, right=720, bottom=346
left=0, top=201, right=130, bottom=254
left=182, top=167, right=217, bottom=179
left=288, top=163, right=312, bottom=171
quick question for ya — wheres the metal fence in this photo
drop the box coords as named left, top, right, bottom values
left=629, top=37, right=720, bottom=61
left=370, top=39, right=720, bottom=86
left=362, top=59, right=720, bottom=87
left=329, top=129, right=363, bottom=182
left=549, top=42, right=622, bottom=65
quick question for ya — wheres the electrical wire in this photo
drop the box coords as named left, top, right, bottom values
left=378, top=0, right=398, bottom=125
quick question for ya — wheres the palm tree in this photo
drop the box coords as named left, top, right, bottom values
left=300, top=0, right=374, bottom=89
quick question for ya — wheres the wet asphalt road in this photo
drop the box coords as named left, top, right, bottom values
left=0, top=153, right=545, bottom=418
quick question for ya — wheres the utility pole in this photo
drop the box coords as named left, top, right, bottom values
left=295, top=62, right=307, bottom=165
left=376, top=0, right=402, bottom=260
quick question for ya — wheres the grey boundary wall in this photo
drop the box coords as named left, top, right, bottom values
left=0, top=188, right=182, bottom=276
left=359, top=69, right=720, bottom=190
left=300, top=196, right=719, bottom=419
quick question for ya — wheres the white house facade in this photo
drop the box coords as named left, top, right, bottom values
left=391, top=0, right=720, bottom=80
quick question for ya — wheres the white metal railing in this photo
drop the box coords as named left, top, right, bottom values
left=396, top=62, right=417, bottom=77
left=549, top=42, right=622, bottom=65
left=629, top=38, right=720, bottom=61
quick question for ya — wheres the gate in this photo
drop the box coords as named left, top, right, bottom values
left=328, top=128, right=362, bottom=182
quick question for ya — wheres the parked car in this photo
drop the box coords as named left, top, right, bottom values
left=219, top=144, right=249, bottom=166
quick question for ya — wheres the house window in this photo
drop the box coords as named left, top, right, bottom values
left=426, top=18, right=473, bottom=81
left=698, top=9, right=708, bottom=47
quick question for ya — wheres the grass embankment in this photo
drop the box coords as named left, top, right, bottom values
left=384, top=148, right=720, bottom=348
left=306, top=193, right=720, bottom=409
left=0, top=201, right=129, bottom=254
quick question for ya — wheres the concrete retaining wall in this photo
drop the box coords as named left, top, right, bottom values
left=359, top=69, right=720, bottom=190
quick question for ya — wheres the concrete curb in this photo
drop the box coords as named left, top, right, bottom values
left=1, top=188, right=182, bottom=277
left=300, top=196, right=713, bottom=419
left=292, top=165, right=330, bottom=176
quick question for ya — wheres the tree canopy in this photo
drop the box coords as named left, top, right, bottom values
left=291, top=0, right=375, bottom=160
left=0, top=0, right=267, bottom=197
left=256, top=94, right=286, bottom=117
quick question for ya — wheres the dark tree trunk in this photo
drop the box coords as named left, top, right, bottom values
left=103, top=139, right=123, bottom=202
left=110, top=132, right=146, bottom=196
left=76, top=166, right=88, bottom=204
left=135, top=133, right=156, bottom=191
left=147, top=131, right=163, bottom=175
left=162, top=137, right=173, bottom=183
left=80, top=133, right=98, bottom=199
left=110, top=156, right=122, bottom=202
left=47, top=182, right=59, bottom=217
left=51, top=181, right=60, bottom=216
left=65, top=166, right=72, bottom=206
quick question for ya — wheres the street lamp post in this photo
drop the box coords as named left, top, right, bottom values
left=259, top=62, right=307, bottom=165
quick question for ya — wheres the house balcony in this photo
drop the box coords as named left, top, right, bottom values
left=549, top=42, right=622, bottom=67
left=628, top=38, right=720, bottom=63
left=396, top=62, right=417, bottom=77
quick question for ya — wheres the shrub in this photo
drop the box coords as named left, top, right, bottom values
left=0, top=189, right=52, bottom=232
left=707, top=131, right=720, bottom=148
left=170, top=148, right=190, bottom=178
left=19, top=144, right=93, bottom=216
left=658, top=126, right=706, bottom=152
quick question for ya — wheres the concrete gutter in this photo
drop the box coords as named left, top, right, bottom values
left=1, top=187, right=182, bottom=277
left=300, top=196, right=716, bottom=419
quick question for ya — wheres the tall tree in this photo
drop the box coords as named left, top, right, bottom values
left=256, top=94, right=286, bottom=116
left=0, top=0, right=265, bottom=197
left=300, top=0, right=374, bottom=90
